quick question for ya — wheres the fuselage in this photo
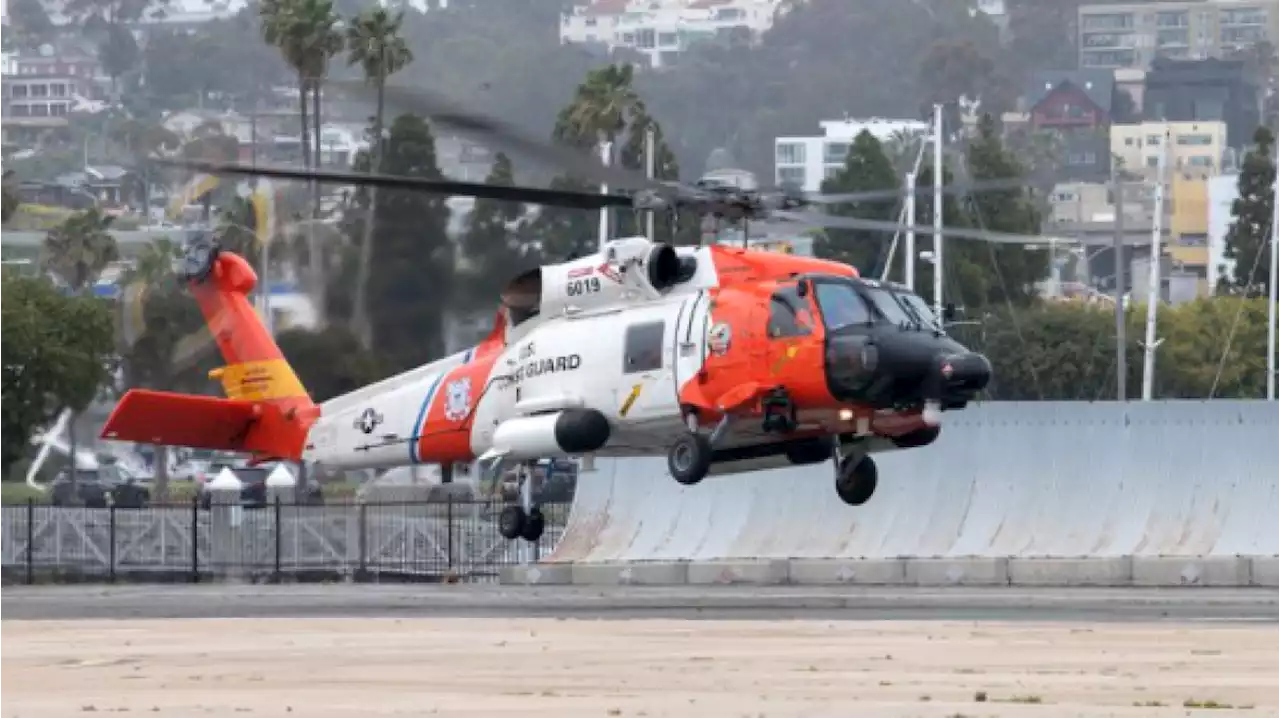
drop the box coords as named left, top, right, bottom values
left=300, top=238, right=991, bottom=475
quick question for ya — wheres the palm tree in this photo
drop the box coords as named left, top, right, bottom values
left=554, top=64, right=646, bottom=154
left=259, top=0, right=313, bottom=176
left=346, top=7, right=413, bottom=350
left=260, top=0, right=343, bottom=322
left=40, top=207, right=120, bottom=504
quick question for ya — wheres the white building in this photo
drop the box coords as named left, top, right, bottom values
left=774, top=118, right=929, bottom=192
left=559, top=0, right=787, bottom=69
left=1206, top=172, right=1238, bottom=293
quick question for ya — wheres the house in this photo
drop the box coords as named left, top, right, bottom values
left=1022, top=69, right=1116, bottom=181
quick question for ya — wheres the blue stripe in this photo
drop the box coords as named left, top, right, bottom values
left=409, top=373, right=445, bottom=465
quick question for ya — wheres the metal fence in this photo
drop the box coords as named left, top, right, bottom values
left=1, top=499, right=572, bottom=585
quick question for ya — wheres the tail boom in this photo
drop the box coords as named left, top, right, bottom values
left=101, top=250, right=317, bottom=462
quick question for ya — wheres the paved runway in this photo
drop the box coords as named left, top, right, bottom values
left=3, top=583, right=1276, bottom=622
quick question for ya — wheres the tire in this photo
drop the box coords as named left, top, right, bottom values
left=498, top=505, right=526, bottom=541
left=668, top=433, right=713, bottom=486
left=835, top=454, right=878, bottom=507
left=520, top=507, right=546, bottom=542
left=891, top=425, right=940, bottom=449
left=785, top=439, right=831, bottom=466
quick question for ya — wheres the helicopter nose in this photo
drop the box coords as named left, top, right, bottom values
left=940, top=351, right=992, bottom=395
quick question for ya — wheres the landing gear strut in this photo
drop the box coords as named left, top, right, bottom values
left=833, top=444, right=878, bottom=507
left=496, top=462, right=546, bottom=543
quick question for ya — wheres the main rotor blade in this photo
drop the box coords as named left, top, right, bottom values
left=328, top=80, right=673, bottom=194
left=773, top=210, right=1117, bottom=247
left=805, top=177, right=1036, bottom=206
left=156, top=159, right=637, bottom=211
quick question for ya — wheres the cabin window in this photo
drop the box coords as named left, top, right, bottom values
left=768, top=286, right=814, bottom=338
left=623, top=321, right=665, bottom=373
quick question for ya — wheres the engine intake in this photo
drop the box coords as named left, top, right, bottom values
left=645, top=243, right=681, bottom=291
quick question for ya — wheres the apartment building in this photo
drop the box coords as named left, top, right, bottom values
left=774, top=118, right=928, bottom=192
left=560, top=0, right=787, bottom=68
left=1111, top=120, right=1229, bottom=178
left=1078, top=0, right=1277, bottom=70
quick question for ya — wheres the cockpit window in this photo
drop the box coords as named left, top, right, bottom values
left=813, top=282, right=872, bottom=331
left=863, top=287, right=916, bottom=326
left=768, top=285, right=814, bottom=338
left=895, top=291, right=941, bottom=331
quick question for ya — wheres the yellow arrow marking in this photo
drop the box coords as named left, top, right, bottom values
left=619, top=383, right=643, bottom=417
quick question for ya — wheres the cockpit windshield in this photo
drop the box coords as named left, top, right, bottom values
left=813, top=282, right=871, bottom=331
left=862, top=287, right=915, bottom=326
left=894, top=291, right=942, bottom=331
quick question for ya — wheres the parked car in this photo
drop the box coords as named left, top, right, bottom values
left=50, top=465, right=151, bottom=508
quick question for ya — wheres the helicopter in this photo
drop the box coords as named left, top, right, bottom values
left=99, top=82, right=1058, bottom=543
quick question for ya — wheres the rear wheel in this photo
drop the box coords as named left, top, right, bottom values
left=498, top=505, right=525, bottom=540
left=520, top=507, right=546, bottom=542
left=891, top=425, right=940, bottom=449
left=668, top=433, right=713, bottom=486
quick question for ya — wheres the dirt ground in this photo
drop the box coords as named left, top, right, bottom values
left=3, top=618, right=1276, bottom=717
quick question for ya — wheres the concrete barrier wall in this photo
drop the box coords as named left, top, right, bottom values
left=504, top=401, right=1279, bottom=588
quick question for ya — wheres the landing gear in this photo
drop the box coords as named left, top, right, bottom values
left=668, top=432, right=713, bottom=486
left=834, top=449, right=878, bottom=507
left=498, top=504, right=546, bottom=542
left=496, top=461, right=546, bottom=543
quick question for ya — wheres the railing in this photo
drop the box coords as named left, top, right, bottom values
left=1, top=499, right=572, bottom=585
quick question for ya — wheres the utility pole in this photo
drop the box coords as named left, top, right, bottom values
left=1267, top=140, right=1279, bottom=400
left=931, top=103, right=944, bottom=319
left=644, top=127, right=656, bottom=240
left=598, top=139, right=612, bottom=251
left=251, top=106, right=273, bottom=337
left=1112, top=161, right=1127, bottom=401
left=904, top=170, right=916, bottom=291
left=1141, top=129, right=1169, bottom=401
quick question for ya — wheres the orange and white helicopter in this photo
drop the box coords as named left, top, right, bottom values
left=101, top=86, right=1049, bottom=543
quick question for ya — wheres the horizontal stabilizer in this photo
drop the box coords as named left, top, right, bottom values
left=100, top=389, right=316, bottom=461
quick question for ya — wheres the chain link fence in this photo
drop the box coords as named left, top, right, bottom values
left=1, top=499, right=572, bottom=584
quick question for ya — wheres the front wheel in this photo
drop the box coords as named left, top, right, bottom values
left=668, top=433, right=713, bottom=486
left=835, top=454, right=878, bottom=507
left=520, top=507, right=546, bottom=542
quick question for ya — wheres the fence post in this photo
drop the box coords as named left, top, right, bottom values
left=273, top=495, right=282, bottom=583
left=446, top=496, right=454, bottom=572
left=190, top=495, right=200, bottom=583
left=357, top=501, right=368, bottom=579
left=108, top=504, right=117, bottom=583
left=25, top=498, right=34, bottom=585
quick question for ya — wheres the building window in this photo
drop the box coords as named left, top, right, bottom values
left=1176, top=134, right=1213, bottom=146
left=1155, top=11, right=1188, bottom=27
left=776, top=142, right=806, bottom=165
left=1156, top=28, right=1189, bottom=46
left=1147, top=156, right=1159, bottom=167
left=1220, top=8, right=1266, bottom=25
left=1082, top=49, right=1136, bottom=67
left=11, top=85, right=27, bottom=98
left=1067, top=151, right=1097, bottom=165
left=635, top=28, right=655, bottom=48
left=1081, top=12, right=1134, bottom=31
left=1187, top=155, right=1213, bottom=167
left=658, top=32, right=677, bottom=46
left=1124, top=137, right=1135, bottom=146
left=1146, top=134, right=1162, bottom=146
left=777, top=166, right=805, bottom=187
left=1178, top=233, right=1208, bottom=247
left=823, top=142, right=848, bottom=164
left=823, top=165, right=842, bottom=180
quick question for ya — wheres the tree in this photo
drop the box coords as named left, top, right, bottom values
left=1, top=276, right=115, bottom=478
left=277, top=326, right=384, bottom=402
left=958, top=114, right=1048, bottom=307
left=1220, top=126, right=1276, bottom=297
left=7, top=0, right=56, bottom=50
left=2, top=171, right=20, bottom=225
left=346, top=6, right=414, bottom=350
left=363, top=114, right=453, bottom=373
left=38, top=207, right=121, bottom=498
left=98, top=22, right=140, bottom=101
left=116, top=238, right=220, bottom=501
left=916, top=39, right=1013, bottom=121
left=812, top=130, right=900, bottom=275
left=459, top=153, right=537, bottom=310
left=140, top=12, right=291, bottom=111
left=41, top=207, right=120, bottom=293
left=260, top=0, right=344, bottom=320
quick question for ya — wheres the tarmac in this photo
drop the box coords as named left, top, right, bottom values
left=3, top=585, right=1277, bottom=717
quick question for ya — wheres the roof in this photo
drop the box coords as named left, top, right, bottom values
left=1025, top=70, right=1114, bottom=114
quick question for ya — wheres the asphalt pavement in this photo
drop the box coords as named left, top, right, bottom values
left=3, top=583, right=1275, bottom=622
